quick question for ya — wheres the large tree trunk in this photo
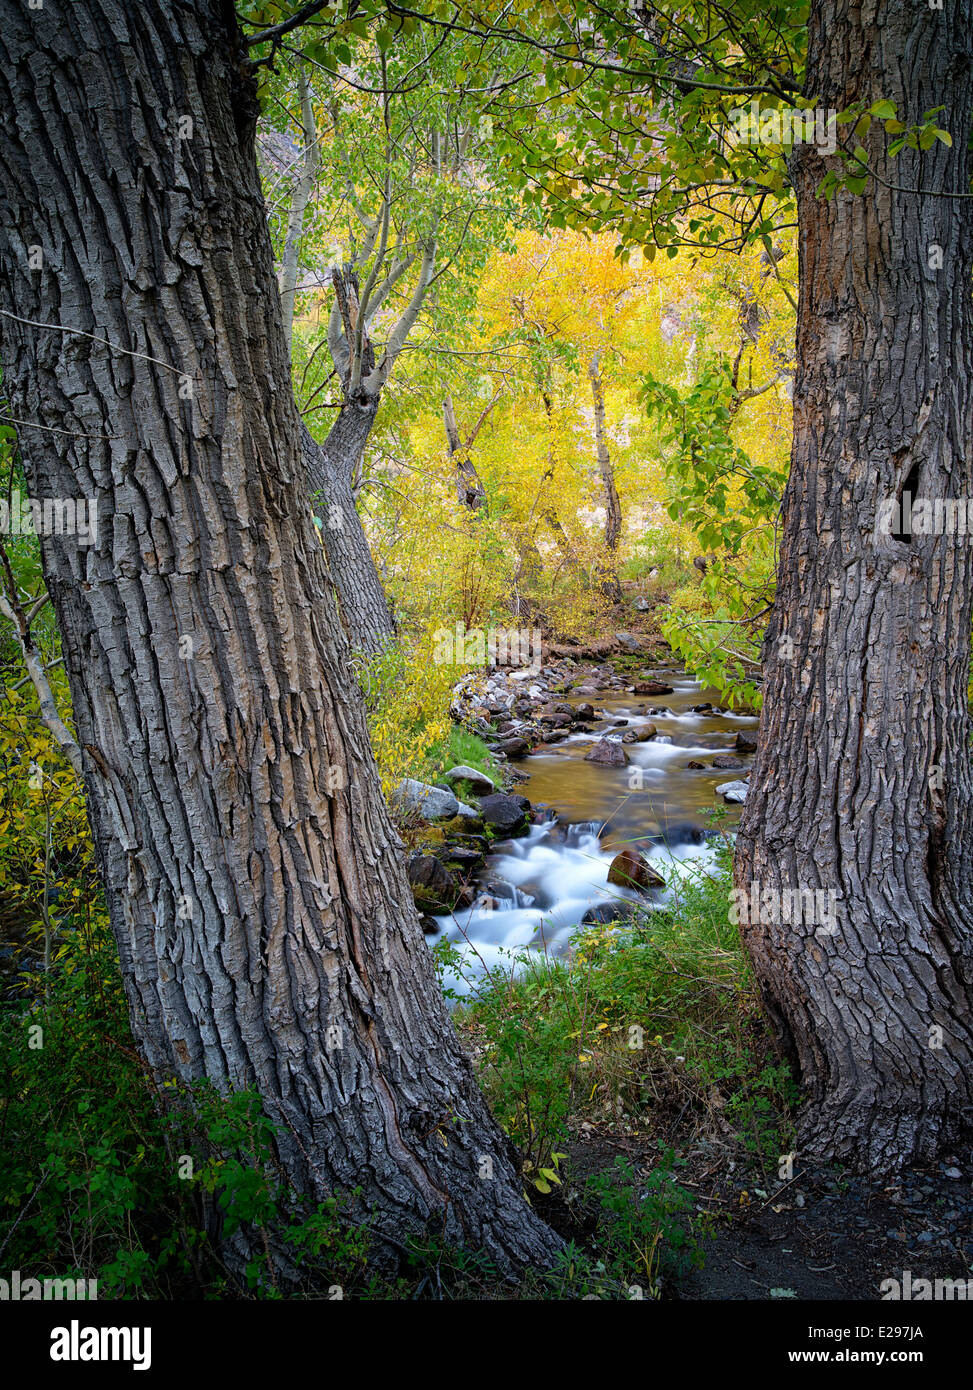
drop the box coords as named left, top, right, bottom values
left=0, top=0, right=560, bottom=1277
left=735, top=0, right=973, bottom=1173
left=300, top=408, right=397, bottom=661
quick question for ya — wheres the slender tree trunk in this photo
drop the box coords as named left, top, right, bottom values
left=588, top=351, right=622, bottom=602
left=300, top=408, right=397, bottom=660
left=735, top=0, right=973, bottom=1174
left=279, top=61, right=320, bottom=360
left=444, top=393, right=488, bottom=511
left=0, top=0, right=560, bottom=1276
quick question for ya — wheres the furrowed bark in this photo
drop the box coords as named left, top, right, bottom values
left=735, top=0, right=973, bottom=1174
left=0, top=0, right=560, bottom=1276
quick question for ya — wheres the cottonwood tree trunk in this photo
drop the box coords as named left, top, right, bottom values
left=588, top=350, right=622, bottom=602
left=0, top=0, right=560, bottom=1276
left=735, top=0, right=973, bottom=1174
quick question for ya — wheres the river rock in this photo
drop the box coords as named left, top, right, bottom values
left=393, top=778, right=458, bottom=822
left=687, top=760, right=706, bottom=770
left=712, top=754, right=743, bottom=769
left=636, top=724, right=657, bottom=741
left=716, top=780, right=749, bottom=804
left=479, top=793, right=531, bottom=835
left=607, top=848, right=665, bottom=892
left=443, top=764, right=496, bottom=795
left=433, top=845, right=484, bottom=873
left=584, top=737, right=629, bottom=766
left=452, top=801, right=483, bottom=830
left=614, top=632, right=642, bottom=652
left=496, top=736, right=530, bottom=760
left=407, top=853, right=464, bottom=913
left=634, top=679, right=674, bottom=696
left=735, top=730, right=759, bottom=754
left=573, top=702, right=596, bottom=722
left=582, top=903, right=631, bottom=925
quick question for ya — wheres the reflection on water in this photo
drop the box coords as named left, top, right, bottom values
left=433, top=671, right=757, bottom=995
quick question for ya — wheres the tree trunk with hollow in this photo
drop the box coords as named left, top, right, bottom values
left=735, top=0, right=973, bottom=1174
left=0, top=0, right=560, bottom=1277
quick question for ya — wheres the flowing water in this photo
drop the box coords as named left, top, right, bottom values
left=432, top=670, right=758, bottom=995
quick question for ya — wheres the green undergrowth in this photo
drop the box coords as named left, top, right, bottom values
left=0, top=833, right=795, bottom=1300
left=440, top=845, right=798, bottom=1182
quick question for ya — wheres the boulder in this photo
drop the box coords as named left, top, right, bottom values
left=614, top=631, right=642, bottom=652
left=407, top=853, right=464, bottom=913
left=687, top=760, right=706, bottom=770
left=393, top=778, right=458, bottom=822
left=634, top=679, right=674, bottom=696
left=573, top=702, right=596, bottom=722
left=633, top=596, right=651, bottom=612
left=496, top=736, right=530, bottom=760
left=716, top=780, right=749, bottom=804
left=607, top=848, right=666, bottom=892
left=444, top=764, right=496, bottom=795
left=735, top=730, right=759, bottom=754
left=581, top=903, right=630, bottom=926
left=712, top=754, right=743, bottom=770
left=479, top=793, right=531, bottom=835
left=433, top=845, right=484, bottom=873
left=636, top=724, right=657, bottom=742
left=584, top=737, right=629, bottom=766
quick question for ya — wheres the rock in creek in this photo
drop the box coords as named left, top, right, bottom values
left=607, top=848, right=666, bottom=892
left=479, top=793, right=531, bottom=835
left=407, top=853, right=469, bottom=914
left=495, top=736, right=530, bottom=760
left=584, top=737, right=629, bottom=766
left=716, top=779, right=749, bottom=804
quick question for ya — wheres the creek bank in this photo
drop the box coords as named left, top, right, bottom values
left=396, top=643, right=760, bottom=930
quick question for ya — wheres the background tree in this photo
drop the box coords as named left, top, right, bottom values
left=262, top=27, right=520, bottom=656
